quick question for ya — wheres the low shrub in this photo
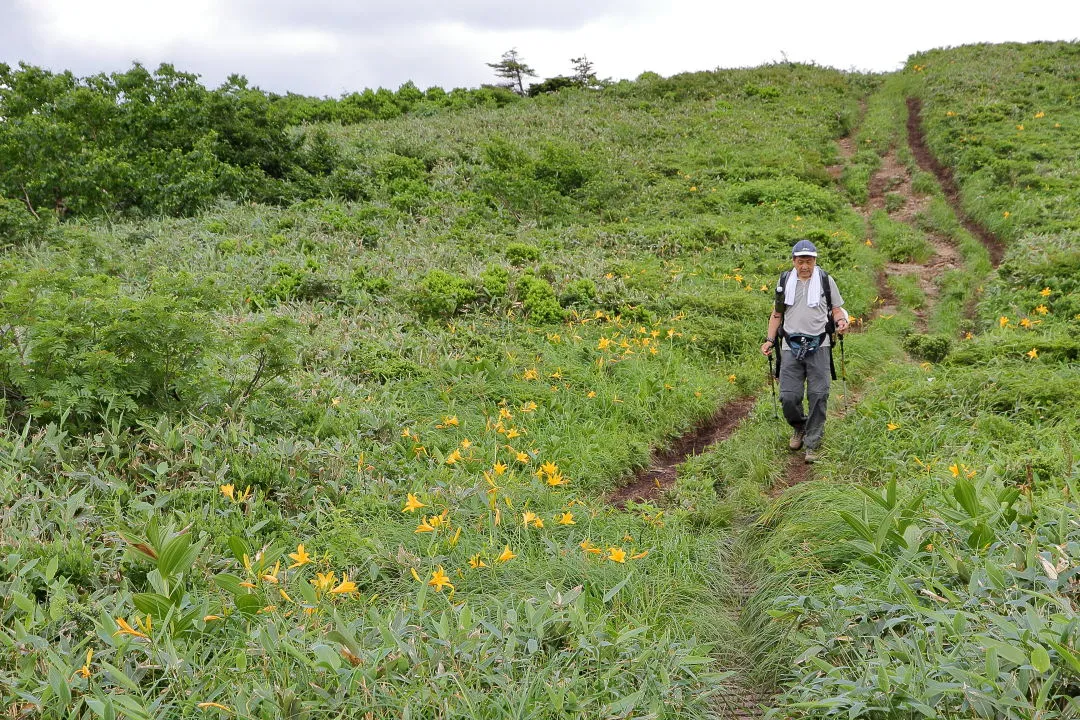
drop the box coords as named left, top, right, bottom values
left=901, top=332, right=951, bottom=362
left=480, top=263, right=511, bottom=299
left=409, top=269, right=476, bottom=318
left=516, top=273, right=564, bottom=324
left=505, top=242, right=541, bottom=265
left=560, top=278, right=597, bottom=307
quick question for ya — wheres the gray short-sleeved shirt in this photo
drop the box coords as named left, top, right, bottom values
left=781, top=274, right=843, bottom=348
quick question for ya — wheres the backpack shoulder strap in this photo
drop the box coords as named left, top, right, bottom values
left=774, top=271, right=790, bottom=314
left=819, top=268, right=833, bottom=313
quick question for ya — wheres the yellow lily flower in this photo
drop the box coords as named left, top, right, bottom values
left=329, top=576, right=357, bottom=595
left=497, top=545, right=516, bottom=562
left=288, top=544, right=312, bottom=568
left=546, top=472, right=568, bottom=487
left=114, top=617, right=148, bottom=639
left=428, top=566, right=454, bottom=592
left=402, top=493, right=426, bottom=513
left=76, top=648, right=93, bottom=678
left=312, top=572, right=336, bottom=593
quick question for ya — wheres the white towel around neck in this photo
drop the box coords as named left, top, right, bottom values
left=783, top=267, right=823, bottom=308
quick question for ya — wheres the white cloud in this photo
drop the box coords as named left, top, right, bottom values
left=5, top=0, right=1080, bottom=96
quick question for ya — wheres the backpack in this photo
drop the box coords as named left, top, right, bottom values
left=773, top=268, right=837, bottom=380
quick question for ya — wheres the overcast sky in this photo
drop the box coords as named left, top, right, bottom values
left=3, top=0, right=1078, bottom=97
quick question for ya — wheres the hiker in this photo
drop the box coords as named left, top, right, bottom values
left=760, top=239, right=848, bottom=463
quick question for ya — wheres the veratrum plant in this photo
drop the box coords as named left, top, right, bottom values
left=0, top=270, right=214, bottom=426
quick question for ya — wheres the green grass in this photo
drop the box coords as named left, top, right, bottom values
left=3, top=42, right=1080, bottom=719
left=0, top=63, right=878, bottom=719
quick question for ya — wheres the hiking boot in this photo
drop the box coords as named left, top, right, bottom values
left=789, top=431, right=804, bottom=450
left=804, top=448, right=819, bottom=463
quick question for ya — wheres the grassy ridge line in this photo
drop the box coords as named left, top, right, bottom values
left=738, top=45, right=1080, bottom=718
left=0, top=65, right=882, bottom=718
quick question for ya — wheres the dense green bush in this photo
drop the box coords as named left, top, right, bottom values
left=480, top=263, right=511, bottom=299
left=0, top=197, right=53, bottom=246
left=504, top=242, right=542, bottom=265
left=560, top=278, right=597, bottom=307
left=516, top=273, right=564, bottom=324
left=901, top=332, right=951, bottom=362
left=409, top=269, right=477, bottom=318
left=728, top=178, right=841, bottom=218
left=0, top=271, right=213, bottom=424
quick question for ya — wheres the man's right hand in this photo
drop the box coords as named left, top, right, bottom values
left=761, top=339, right=774, bottom=356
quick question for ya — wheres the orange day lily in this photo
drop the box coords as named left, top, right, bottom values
left=288, top=544, right=312, bottom=568
left=402, top=493, right=426, bottom=513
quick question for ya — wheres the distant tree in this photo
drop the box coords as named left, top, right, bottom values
left=527, top=76, right=576, bottom=97
left=486, top=49, right=536, bottom=96
left=570, top=56, right=598, bottom=88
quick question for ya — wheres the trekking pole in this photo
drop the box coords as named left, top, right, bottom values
left=839, top=333, right=848, bottom=397
left=767, top=352, right=779, bottom=419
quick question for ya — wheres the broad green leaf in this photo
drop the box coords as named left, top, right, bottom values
left=100, top=660, right=140, bottom=693
left=837, top=510, right=875, bottom=543
left=235, top=594, right=263, bottom=617
left=1046, top=640, right=1080, bottom=678
left=953, top=477, right=979, bottom=518
left=132, top=592, right=174, bottom=619
left=605, top=687, right=646, bottom=715
left=214, top=573, right=246, bottom=597
left=228, top=535, right=250, bottom=564
left=967, top=523, right=995, bottom=550
left=1031, top=643, right=1052, bottom=673
left=158, top=533, right=193, bottom=578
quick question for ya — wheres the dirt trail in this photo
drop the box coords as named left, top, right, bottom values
left=609, top=396, right=757, bottom=506
left=906, top=98, right=1005, bottom=267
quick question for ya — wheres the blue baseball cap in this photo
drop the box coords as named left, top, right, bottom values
left=792, top=239, right=818, bottom=257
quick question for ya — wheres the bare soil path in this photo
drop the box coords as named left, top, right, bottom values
left=609, top=396, right=757, bottom=507
left=906, top=97, right=1005, bottom=268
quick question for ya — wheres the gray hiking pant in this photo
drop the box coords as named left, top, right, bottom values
left=779, top=346, right=832, bottom=450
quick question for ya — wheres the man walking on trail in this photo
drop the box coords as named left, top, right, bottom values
left=760, top=240, right=848, bottom=463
